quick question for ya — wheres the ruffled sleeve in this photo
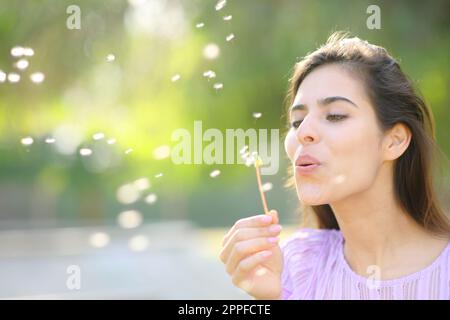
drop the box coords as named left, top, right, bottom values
left=280, top=228, right=336, bottom=300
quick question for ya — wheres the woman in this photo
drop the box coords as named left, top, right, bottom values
left=219, top=32, right=450, bottom=300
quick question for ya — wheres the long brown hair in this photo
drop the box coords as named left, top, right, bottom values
left=285, top=32, right=450, bottom=236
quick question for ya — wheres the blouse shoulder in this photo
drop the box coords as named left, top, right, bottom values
left=280, top=228, right=342, bottom=299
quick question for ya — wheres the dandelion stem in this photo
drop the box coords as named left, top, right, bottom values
left=255, top=160, right=269, bottom=215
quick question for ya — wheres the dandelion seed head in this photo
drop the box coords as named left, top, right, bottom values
left=89, top=232, right=110, bottom=248
left=213, top=83, right=223, bottom=90
left=145, top=193, right=157, bottom=204
left=20, top=136, right=34, bottom=146
left=226, top=33, right=235, bottom=42
left=117, top=210, right=143, bottom=229
left=153, top=145, right=170, bottom=160
left=8, top=73, right=20, bottom=83
left=92, top=132, right=105, bottom=140
left=215, top=0, right=226, bottom=11
left=210, top=169, right=221, bottom=178
left=30, top=72, right=45, bottom=84
left=203, top=43, right=220, bottom=60
left=129, top=235, right=149, bottom=252
left=15, top=59, right=29, bottom=70
left=171, top=74, right=181, bottom=82
left=79, top=148, right=93, bottom=156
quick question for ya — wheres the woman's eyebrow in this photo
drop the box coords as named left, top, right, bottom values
left=290, top=96, right=359, bottom=112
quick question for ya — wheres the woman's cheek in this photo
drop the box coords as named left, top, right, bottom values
left=284, top=130, right=297, bottom=162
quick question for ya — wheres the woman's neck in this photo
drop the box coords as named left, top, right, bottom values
left=330, top=165, right=448, bottom=280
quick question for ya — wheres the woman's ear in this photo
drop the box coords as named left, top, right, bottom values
left=383, top=123, right=412, bottom=161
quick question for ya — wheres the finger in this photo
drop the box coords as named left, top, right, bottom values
left=219, top=225, right=282, bottom=263
left=225, top=237, right=280, bottom=275
left=269, top=210, right=279, bottom=224
left=231, top=250, right=273, bottom=288
left=222, top=214, right=273, bottom=246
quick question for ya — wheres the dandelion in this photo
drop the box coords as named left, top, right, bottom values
left=213, top=83, right=223, bottom=90
left=30, top=72, right=45, bottom=84
left=242, top=151, right=270, bottom=214
left=203, top=43, right=220, bottom=60
left=145, top=193, right=157, bottom=204
left=117, top=210, right=143, bottom=229
left=7, top=73, right=20, bottom=83
left=92, top=132, right=105, bottom=140
left=215, top=0, right=226, bottom=11
left=20, top=137, right=34, bottom=146
left=171, top=74, right=181, bottom=82
left=210, top=169, right=221, bottom=178
left=203, top=70, right=216, bottom=79
left=226, top=33, right=235, bottom=42
left=15, top=59, right=29, bottom=70
left=79, top=148, right=92, bottom=156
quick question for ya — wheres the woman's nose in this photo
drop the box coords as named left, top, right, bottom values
left=296, top=115, right=319, bottom=145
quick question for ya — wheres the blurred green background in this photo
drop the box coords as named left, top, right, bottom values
left=0, top=0, right=449, bottom=228
left=0, top=0, right=449, bottom=299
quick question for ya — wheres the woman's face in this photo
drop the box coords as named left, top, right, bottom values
left=284, top=63, right=385, bottom=205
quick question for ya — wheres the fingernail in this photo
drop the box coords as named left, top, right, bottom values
left=267, top=237, right=279, bottom=243
left=260, top=215, right=272, bottom=223
left=268, top=225, right=282, bottom=233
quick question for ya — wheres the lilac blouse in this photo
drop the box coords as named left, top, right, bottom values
left=280, top=228, right=450, bottom=300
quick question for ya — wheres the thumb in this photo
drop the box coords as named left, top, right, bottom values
left=268, top=210, right=279, bottom=224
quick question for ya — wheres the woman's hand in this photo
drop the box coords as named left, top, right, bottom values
left=219, top=210, right=284, bottom=300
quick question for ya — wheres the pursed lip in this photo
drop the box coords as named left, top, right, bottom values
left=295, top=154, right=322, bottom=167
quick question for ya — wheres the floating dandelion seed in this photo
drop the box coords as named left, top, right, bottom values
left=153, top=145, right=170, bottom=160
left=196, top=22, right=205, bottom=28
left=215, top=0, right=226, bottom=11
left=226, top=33, right=235, bottom=42
left=92, top=132, right=105, bottom=140
left=124, top=148, right=133, bottom=155
left=116, top=183, right=140, bottom=204
left=213, top=83, right=223, bottom=90
left=203, top=43, right=220, bottom=60
left=129, top=235, right=149, bottom=252
left=23, top=47, right=34, bottom=57
left=20, top=137, right=34, bottom=146
left=262, top=182, right=273, bottom=192
left=106, top=54, right=115, bottom=62
left=145, top=193, right=157, bottom=204
left=11, top=46, right=25, bottom=57
left=45, top=137, right=56, bottom=144
left=155, top=173, right=163, bottom=178
left=240, top=145, right=249, bottom=155
left=30, top=72, right=45, bottom=84
left=8, top=73, right=20, bottom=83
left=210, top=169, right=221, bottom=178
left=117, top=210, right=143, bottom=229
left=15, top=59, right=29, bottom=70
left=79, top=148, right=92, bottom=156
left=0, top=71, right=6, bottom=83
left=223, top=15, right=232, bottom=21
left=133, top=177, right=150, bottom=191
left=171, top=74, right=181, bottom=82
left=89, top=232, right=110, bottom=248
left=203, top=70, right=216, bottom=79
left=107, top=138, right=116, bottom=145
left=252, top=112, right=262, bottom=119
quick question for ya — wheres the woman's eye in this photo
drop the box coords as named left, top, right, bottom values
left=327, top=114, right=347, bottom=122
left=290, top=120, right=303, bottom=129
